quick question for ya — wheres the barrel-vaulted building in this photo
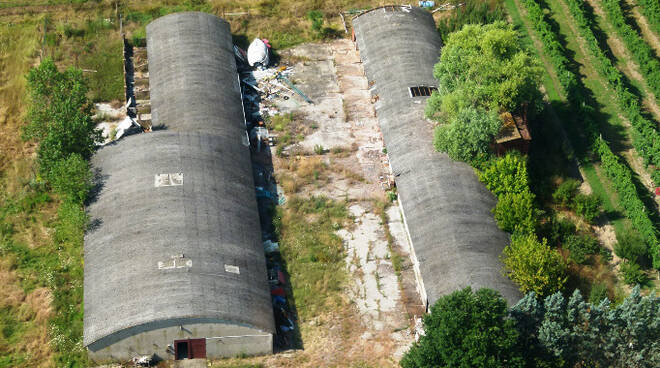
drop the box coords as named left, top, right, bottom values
left=84, top=12, right=274, bottom=361
left=353, top=6, right=521, bottom=307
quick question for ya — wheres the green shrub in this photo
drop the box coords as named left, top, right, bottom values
left=54, top=201, right=88, bottom=245
left=131, top=28, right=146, bottom=47
left=314, top=144, right=324, bottom=155
left=502, top=234, right=567, bottom=296
left=614, top=229, right=649, bottom=266
left=493, top=190, right=537, bottom=235
left=543, top=216, right=576, bottom=247
left=588, top=282, right=608, bottom=304
left=571, top=193, right=601, bottom=223
left=47, top=154, right=92, bottom=204
left=552, top=179, right=580, bottom=207
left=478, top=153, right=529, bottom=196
left=620, top=261, right=648, bottom=286
left=563, top=234, right=600, bottom=264
left=307, top=10, right=324, bottom=39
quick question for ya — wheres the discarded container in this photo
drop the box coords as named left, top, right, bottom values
left=263, top=240, right=280, bottom=254
left=247, top=38, right=270, bottom=68
left=419, top=1, right=435, bottom=7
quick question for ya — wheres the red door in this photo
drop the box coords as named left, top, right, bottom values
left=190, top=338, right=206, bottom=359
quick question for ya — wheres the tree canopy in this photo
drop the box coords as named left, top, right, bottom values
left=427, top=22, right=542, bottom=164
left=426, top=21, right=543, bottom=121
left=23, top=59, right=101, bottom=180
left=403, top=287, right=659, bottom=368
left=401, top=287, right=524, bottom=368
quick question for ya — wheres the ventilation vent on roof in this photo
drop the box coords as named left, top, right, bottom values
left=409, top=86, right=437, bottom=98
left=154, top=173, right=184, bottom=187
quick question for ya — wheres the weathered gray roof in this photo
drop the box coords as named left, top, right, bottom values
left=83, top=12, right=274, bottom=347
left=146, top=12, right=246, bottom=137
left=353, top=6, right=521, bottom=306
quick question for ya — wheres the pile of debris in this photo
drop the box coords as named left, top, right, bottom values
left=235, top=41, right=301, bottom=349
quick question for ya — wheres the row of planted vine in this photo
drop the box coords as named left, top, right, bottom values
left=636, top=0, right=660, bottom=36
left=601, top=0, right=660, bottom=102
left=561, top=0, right=660, bottom=183
left=520, top=0, right=659, bottom=268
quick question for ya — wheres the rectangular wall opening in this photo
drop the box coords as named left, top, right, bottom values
left=409, top=86, right=437, bottom=97
left=174, top=338, right=206, bottom=360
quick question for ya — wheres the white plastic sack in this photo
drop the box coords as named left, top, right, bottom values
left=247, top=38, right=269, bottom=67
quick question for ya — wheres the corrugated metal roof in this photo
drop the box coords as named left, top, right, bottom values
left=353, top=7, right=521, bottom=306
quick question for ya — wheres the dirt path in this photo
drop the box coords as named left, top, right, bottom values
left=625, top=0, right=660, bottom=58
left=585, top=0, right=660, bottom=123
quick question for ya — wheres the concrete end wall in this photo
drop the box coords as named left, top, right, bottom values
left=88, top=319, right=272, bottom=362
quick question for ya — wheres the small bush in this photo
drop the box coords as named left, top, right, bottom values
left=614, top=229, right=649, bottom=266
left=307, top=10, right=324, bottom=39
left=314, top=144, right=324, bottom=155
left=620, top=261, right=648, bottom=286
left=478, top=153, right=529, bottom=196
left=572, top=194, right=601, bottom=223
left=563, top=234, right=600, bottom=264
left=543, top=216, right=576, bottom=247
left=552, top=179, right=580, bottom=207
left=387, top=189, right=397, bottom=202
left=131, top=28, right=146, bottom=47
left=493, top=190, right=537, bottom=235
left=47, top=154, right=92, bottom=204
left=589, top=282, right=609, bottom=304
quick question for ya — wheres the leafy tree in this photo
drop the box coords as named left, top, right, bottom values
left=23, top=59, right=101, bottom=175
left=401, top=288, right=524, bottom=368
left=433, top=107, right=501, bottom=163
left=502, top=234, right=567, bottom=296
left=404, top=287, right=659, bottom=368
left=426, top=21, right=542, bottom=122
left=478, top=153, right=529, bottom=196
left=513, top=287, right=660, bottom=368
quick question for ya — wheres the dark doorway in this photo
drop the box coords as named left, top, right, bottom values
left=174, top=338, right=206, bottom=360
left=175, top=340, right=188, bottom=360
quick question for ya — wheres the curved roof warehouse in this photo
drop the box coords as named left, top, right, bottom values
left=352, top=6, right=521, bottom=307
left=84, top=12, right=274, bottom=362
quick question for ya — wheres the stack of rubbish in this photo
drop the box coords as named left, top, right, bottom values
left=235, top=41, right=297, bottom=348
